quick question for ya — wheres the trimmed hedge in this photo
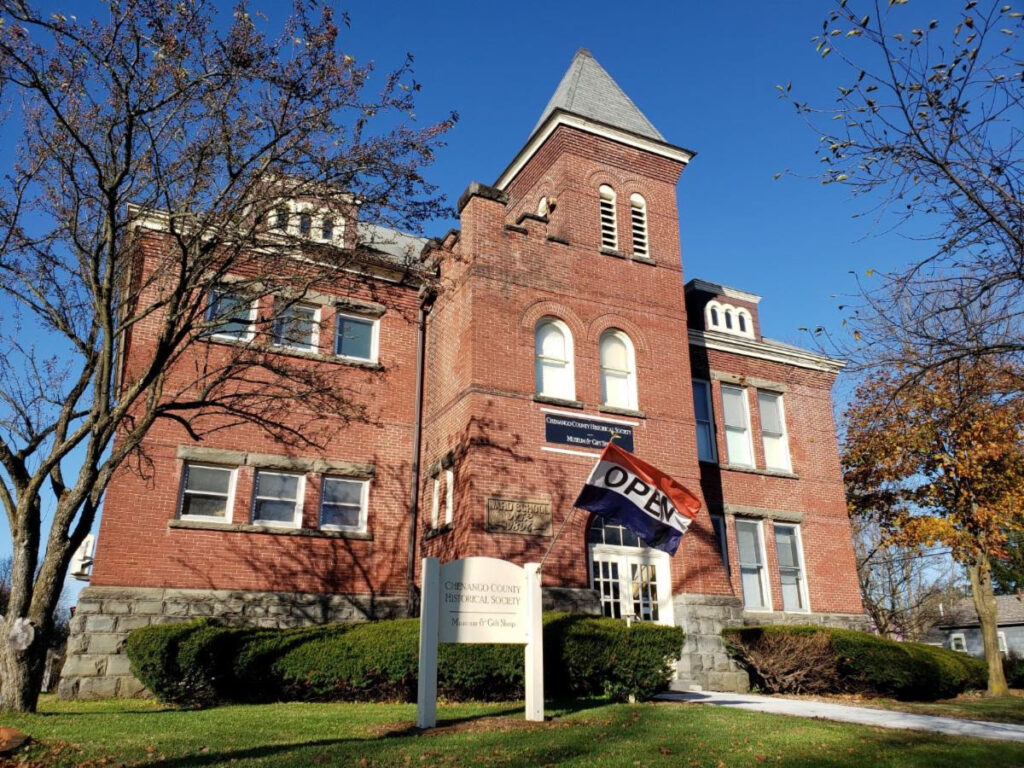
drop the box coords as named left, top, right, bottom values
left=126, top=613, right=684, bottom=707
left=723, top=625, right=987, bottom=701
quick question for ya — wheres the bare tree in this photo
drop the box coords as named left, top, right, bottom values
left=0, top=0, right=453, bottom=711
left=852, top=516, right=962, bottom=641
left=789, top=0, right=1023, bottom=376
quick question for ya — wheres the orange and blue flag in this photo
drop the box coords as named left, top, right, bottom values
left=574, top=441, right=701, bottom=555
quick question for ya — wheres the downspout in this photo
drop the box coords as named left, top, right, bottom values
left=406, top=285, right=435, bottom=617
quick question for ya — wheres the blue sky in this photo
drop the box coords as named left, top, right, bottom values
left=4, top=0, right=953, bottom=600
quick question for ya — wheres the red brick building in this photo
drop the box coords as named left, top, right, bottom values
left=61, top=50, right=864, bottom=699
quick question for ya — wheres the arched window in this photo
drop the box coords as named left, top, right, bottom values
left=535, top=318, right=575, bottom=401
left=629, top=194, right=648, bottom=257
left=600, top=330, right=637, bottom=410
left=709, top=307, right=719, bottom=327
left=599, top=185, right=617, bottom=250
left=587, top=516, right=672, bottom=623
left=724, top=310, right=734, bottom=330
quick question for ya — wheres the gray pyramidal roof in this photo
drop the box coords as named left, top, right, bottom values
left=532, top=48, right=664, bottom=142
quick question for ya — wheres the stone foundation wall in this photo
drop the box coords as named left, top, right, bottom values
left=672, top=594, right=749, bottom=693
left=59, top=586, right=407, bottom=700
left=60, top=584, right=602, bottom=700
left=741, top=610, right=871, bottom=631
left=671, top=596, right=871, bottom=692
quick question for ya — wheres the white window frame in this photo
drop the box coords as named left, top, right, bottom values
left=704, top=300, right=754, bottom=339
left=272, top=301, right=321, bottom=353
left=178, top=463, right=237, bottom=523
left=335, top=311, right=380, bottom=363
left=318, top=476, right=369, bottom=533
left=599, top=184, right=618, bottom=250
left=950, top=632, right=967, bottom=653
left=692, top=379, right=717, bottom=463
left=587, top=519, right=674, bottom=626
left=629, top=193, right=649, bottom=257
left=774, top=523, right=810, bottom=612
left=289, top=200, right=345, bottom=244
left=251, top=470, right=305, bottom=529
left=206, top=287, right=257, bottom=342
left=599, top=329, right=638, bottom=411
left=429, top=468, right=455, bottom=528
left=758, top=391, right=792, bottom=473
left=535, top=317, right=576, bottom=401
left=721, top=384, right=754, bottom=467
left=444, top=468, right=454, bottom=526
left=736, top=518, right=771, bottom=611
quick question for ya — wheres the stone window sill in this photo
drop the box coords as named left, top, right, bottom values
left=600, top=247, right=627, bottom=259
left=169, top=519, right=373, bottom=540
left=631, top=255, right=656, bottom=266
left=532, top=394, right=584, bottom=409
left=424, top=523, right=453, bottom=540
left=717, top=463, right=799, bottom=480
left=598, top=405, right=646, bottom=419
left=207, top=336, right=383, bottom=371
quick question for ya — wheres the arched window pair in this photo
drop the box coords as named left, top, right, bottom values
left=535, top=319, right=637, bottom=410
left=598, top=185, right=648, bottom=258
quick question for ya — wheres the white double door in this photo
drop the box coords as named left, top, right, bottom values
left=588, top=544, right=674, bottom=625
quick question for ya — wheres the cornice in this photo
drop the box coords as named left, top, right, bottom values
left=689, top=329, right=845, bottom=373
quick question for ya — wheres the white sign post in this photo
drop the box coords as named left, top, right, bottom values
left=417, top=556, right=544, bottom=728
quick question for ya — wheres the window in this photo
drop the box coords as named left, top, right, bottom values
left=599, top=185, right=617, bottom=250
left=335, top=312, right=378, bottom=362
left=774, top=524, right=807, bottom=611
left=321, top=217, right=335, bottom=241
left=274, top=206, right=288, bottom=230
left=950, top=633, right=967, bottom=653
left=758, top=391, right=791, bottom=472
left=430, top=468, right=454, bottom=528
left=206, top=287, right=254, bottom=340
left=180, top=464, right=235, bottom=521
left=721, top=385, right=753, bottom=466
left=692, top=380, right=717, bottom=462
left=272, top=301, right=319, bottom=352
left=704, top=301, right=754, bottom=339
left=711, top=514, right=729, bottom=573
left=252, top=470, right=303, bottom=527
left=600, top=330, right=637, bottom=410
left=587, top=517, right=672, bottom=624
left=299, top=212, right=312, bottom=236
left=736, top=519, right=769, bottom=610
left=629, top=194, right=648, bottom=257
left=535, top=318, right=575, bottom=400
left=319, top=477, right=368, bottom=532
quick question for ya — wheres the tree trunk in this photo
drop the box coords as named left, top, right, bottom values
left=966, top=559, right=1009, bottom=697
left=0, top=615, right=47, bottom=712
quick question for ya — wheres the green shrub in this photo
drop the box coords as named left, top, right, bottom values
left=723, top=625, right=987, bottom=701
left=126, top=613, right=684, bottom=707
left=1003, top=651, right=1024, bottom=688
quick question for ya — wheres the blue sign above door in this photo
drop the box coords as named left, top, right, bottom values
left=544, top=414, right=634, bottom=453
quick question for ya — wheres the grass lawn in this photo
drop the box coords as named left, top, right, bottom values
left=1, top=695, right=1022, bottom=767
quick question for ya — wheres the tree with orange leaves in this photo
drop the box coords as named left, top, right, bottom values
left=843, top=359, right=1024, bottom=696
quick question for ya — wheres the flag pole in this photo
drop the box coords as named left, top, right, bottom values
left=539, top=436, right=620, bottom=571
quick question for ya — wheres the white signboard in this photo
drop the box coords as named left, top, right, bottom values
left=438, top=557, right=526, bottom=644
left=417, top=556, right=543, bottom=728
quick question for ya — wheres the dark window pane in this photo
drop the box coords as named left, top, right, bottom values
left=207, top=290, right=251, bottom=338
left=299, top=213, right=312, bottom=235
left=336, top=316, right=374, bottom=359
left=182, top=494, right=227, bottom=518
left=186, top=466, right=230, bottom=494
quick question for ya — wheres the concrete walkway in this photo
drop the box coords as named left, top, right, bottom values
left=657, top=690, right=1024, bottom=743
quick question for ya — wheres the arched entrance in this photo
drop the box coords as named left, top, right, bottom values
left=587, top=516, right=674, bottom=625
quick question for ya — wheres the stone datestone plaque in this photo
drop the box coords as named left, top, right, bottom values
left=485, top=497, right=552, bottom=536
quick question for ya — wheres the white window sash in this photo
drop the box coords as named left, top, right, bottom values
left=319, top=477, right=368, bottom=533
left=335, top=311, right=379, bottom=363
left=252, top=471, right=304, bottom=528
left=179, top=464, right=236, bottom=523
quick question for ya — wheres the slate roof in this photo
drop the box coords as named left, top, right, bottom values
left=357, top=222, right=429, bottom=266
left=532, top=49, right=665, bottom=142
left=937, top=594, right=1024, bottom=627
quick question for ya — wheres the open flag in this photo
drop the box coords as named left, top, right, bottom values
left=574, top=441, right=701, bottom=555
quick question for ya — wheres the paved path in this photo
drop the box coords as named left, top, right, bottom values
left=656, top=690, right=1024, bottom=743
